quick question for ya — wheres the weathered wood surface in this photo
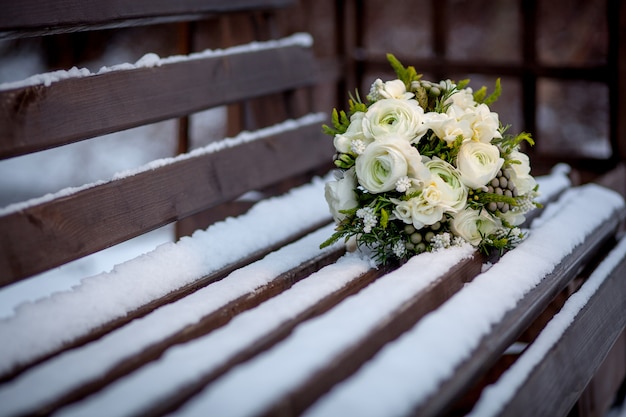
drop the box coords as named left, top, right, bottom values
left=493, top=253, right=626, bottom=417
left=0, top=119, right=332, bottom=285
left=0, top=0, right=296, bottom=39
left=0, top=44, right=315, bottom=159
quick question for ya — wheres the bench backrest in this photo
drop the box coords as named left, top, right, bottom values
left=0, top=1, right=333, bottom=286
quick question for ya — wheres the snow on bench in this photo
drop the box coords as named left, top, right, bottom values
left=469, top=235, right=626, bottom=417
left=0, top=166, right=575, bottom=416
left=302, top=184, right=624, bottom=417
left=0, top=152, right=331, bottom=378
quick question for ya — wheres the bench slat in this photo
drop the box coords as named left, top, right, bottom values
left=0, top=0, right=295, bottom=39
left=0, top=40, right=314, bottom=159
left=0, top=176, right=335, bottom=381
left=0, top=115, right=331, bottom=284
left=472, top=237, right=626, bottom=417
left=304, top=184, right=625, bottom=417
left=0, top=227, right=353, bottom=416
left=414, top=197, right=624, bottom=417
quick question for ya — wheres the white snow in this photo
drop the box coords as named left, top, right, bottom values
left=0, top=169, right=332, bottom=376
left=0, top=33, right=313, bottom=91
left=303, top=184, right=624, bottom=417
left=171, top=243, right=476, bottom=417
left=0, top=225, right=346, bottom=417
left=467, top=234, right=626, bottom=417
left=55, top=250, right=374, bottom=417
left=0, top=112, right=325, bottom=216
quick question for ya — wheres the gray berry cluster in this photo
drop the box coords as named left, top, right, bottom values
left=486, top=169, right=518, bottom=213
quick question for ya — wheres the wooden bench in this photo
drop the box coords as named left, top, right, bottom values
left=1, top=2, right=626, bottom=417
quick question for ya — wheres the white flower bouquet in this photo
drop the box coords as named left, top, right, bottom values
left=321, top=54, right=540, bottom=264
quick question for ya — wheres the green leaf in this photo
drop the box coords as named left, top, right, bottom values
left=473, top=86, right=487, bottom=103
left=386, top=53, right=422, bottom=89
left=380, top=208, right=389, bottom=228
left=483, top=78, right=502, bottom=105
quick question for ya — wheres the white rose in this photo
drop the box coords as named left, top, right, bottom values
left=368, top=78, right=414, bottom=101
left=324, top=168, right=358, bottom=222
left=457, top=141, right=504, bottom=189
left=425, top=111, right=473, bottom=144
left=392, top=194, right=444, bottom=229
left=355, top=136, right=425, bottom=193
left=333, top=112, right=371, bottom=154
left=424, top=158, right=468, bottom=212
left=362, top=98, right=427, bottom=143
left=508, top=150, right=537, bottom=195
left=451, top=208, right=500, bottom=246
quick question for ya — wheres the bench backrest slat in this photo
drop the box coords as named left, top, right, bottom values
left=0, top=0, right=295, bottom=39
left=0, top=43, right=314, bottom=159
left=0, top=117, right=331, bottom=285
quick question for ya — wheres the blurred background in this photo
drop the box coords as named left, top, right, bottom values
left=0, top=0, right=623, bottom=286
left=0, top=0, right=622, bottom=208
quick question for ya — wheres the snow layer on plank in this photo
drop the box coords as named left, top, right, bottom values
left=0, top=225, right=347, bottom=416
left=171, top=244, right=475, bottom=417
left=0, top=174, right=332, bottom=376
left=56, top=251, right=374, bottom=417
left=468, top=234, right=626, bottom=417
left=0, top=112, right=325, bottom=216
left=534, top=163, right=571, bottom=205
left=304, top=184, right=624, bottom=417
left=0, top=33, right=313, bottom=91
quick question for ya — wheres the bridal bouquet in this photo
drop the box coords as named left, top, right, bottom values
left=321, top=54, right=540, bottom=264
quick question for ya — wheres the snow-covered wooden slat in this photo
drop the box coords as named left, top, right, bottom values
left=0, top=113, right=332, bottom=284
left=469, top=236, right=626, bottom=417
left=0, top=226, right=368, bottom=417
left=0, top=0, right=295, bottom=40
left=0, top=174, right=334, bottom=380
left=303, top=184, right=625, bottom=417
left=0, top=34, right=315, bottom=159
left=52, top=244, right=478, bottom=417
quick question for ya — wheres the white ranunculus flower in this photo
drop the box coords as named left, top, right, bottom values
left=355, top=136, right=426, bottom=194
left=457, top=141, right=504, bottom=189
left=498, top=208, right=526, bottom=227
left=362, top=98, right=427, bottom=143
left=368, top=78, right=414, bottom=101
left=392, top=194, right=444, bottom=229
left=424, top=158, right=468, bottom=212
left=444, top=88, right=476, bottom=112
left=324, top=168, right=358, bottom=222
left=508, top=149, right=537, bottom=195
left=425, top=111, right=473, bottom=144
left=333, top=112, right=371, bottom=154
left=468, top=103, right=502, bottom=143
left=451, top=208, right=500, bottom=246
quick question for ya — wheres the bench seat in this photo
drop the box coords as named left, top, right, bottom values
left=2, top=166, right=623, bottom=417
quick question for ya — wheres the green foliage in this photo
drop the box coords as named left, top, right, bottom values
left=387, top=53, right=422, bottom=90
left=473, top=78, right=501, bottom=105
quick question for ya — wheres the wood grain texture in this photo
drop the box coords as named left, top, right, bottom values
left=412, top=210, right=625, bottom=417
left=28, top=245, right=347, bottom=416
left=0, top=0, right=295, bottom=39
left=0, top=122, right=333, bottom=285
left=0, top=45, right=315, bottom=159
left=494, top=257, right=626, bottom=417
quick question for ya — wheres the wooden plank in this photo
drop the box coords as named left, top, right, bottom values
left=412, top=211, right=624, bottom=417
left=494, top=257, right=626, bottom=417
left=0, top=44, right=315, bottom=159
left=259, top=253, right=486, bottom=417
left=0, top=120, right=333, bottom=285
left=26, top=246, right=350, bottom=416
left=0, top=0, right=295, bottom=39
